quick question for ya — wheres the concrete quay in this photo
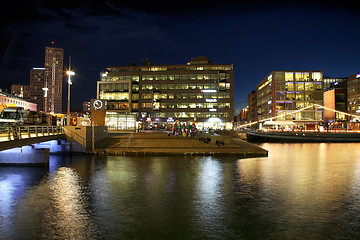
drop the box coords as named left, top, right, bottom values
left=95, top=131, right=268, bottom=157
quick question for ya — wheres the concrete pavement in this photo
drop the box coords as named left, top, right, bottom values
left=95, top=131, right=268, bottom=157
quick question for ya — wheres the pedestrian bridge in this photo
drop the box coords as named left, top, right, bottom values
left=0, top=125, right=65, bottom=151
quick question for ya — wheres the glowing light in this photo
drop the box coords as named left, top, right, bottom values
left=67, top=70, right=75, bottom=85
left=42, top=87, right=49, bottom=97
left=238, top=103, right=360, bottom=129
left=201, top=89, right=217, bottom=93
left=208, top=117, right=221, bottom=122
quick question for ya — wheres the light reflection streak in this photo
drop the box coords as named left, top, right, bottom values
left=0, top=174, right=23, bottom=237
left=236, top=143, right=360, bottom=236
left=41, top=167, right=98, bottom=239
left=195, top=157, right=224, bottom=233
left=13, top=167, right=99, bottom=239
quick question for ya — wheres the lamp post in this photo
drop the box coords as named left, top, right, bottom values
left=66, top=57, right=75, bottom=126
left=42, top=87, right=48, bottom=113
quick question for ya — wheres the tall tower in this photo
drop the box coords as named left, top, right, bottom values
left=29, top=67, right=45, bottom=111
left=44, top=47, right=64, bottom=113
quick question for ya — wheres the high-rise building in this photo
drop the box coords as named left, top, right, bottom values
left=11, top=84, right=30, bottom=100
left=29, top=67, right=45, bottom=111
left=97, top=57, right=234, bottom=130
left=256, top=70, right=324, bottom=122
left=44, top=47, right=64, bottom=113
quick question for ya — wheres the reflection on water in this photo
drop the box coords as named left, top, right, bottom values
left=12, top=167, right=98, bottom=239
left=1, top=143, right=360, bottom=239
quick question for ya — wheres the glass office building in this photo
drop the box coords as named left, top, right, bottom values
left=97, top=57, right=234, bottom=130
left=256, top=70, right=323, bottom=122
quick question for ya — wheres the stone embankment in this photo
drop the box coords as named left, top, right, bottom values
left=95, top=131, right=267, bottom=157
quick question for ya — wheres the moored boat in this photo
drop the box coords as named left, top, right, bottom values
left=246, top=129, right=360, bottom=142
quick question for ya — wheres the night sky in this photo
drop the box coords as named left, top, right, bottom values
left=1, top=0, right=359, bottom=112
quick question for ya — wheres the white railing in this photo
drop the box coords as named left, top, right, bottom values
left=0, top=125, right=64, bottom=142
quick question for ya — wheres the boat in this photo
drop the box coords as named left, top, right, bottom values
left=245, top=128, right=360, bottom=143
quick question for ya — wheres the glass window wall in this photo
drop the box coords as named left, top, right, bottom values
left=295, top=72, right=309, bottom=81
left=285, top=72, right=293, bottom=81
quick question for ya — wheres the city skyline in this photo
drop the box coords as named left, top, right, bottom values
left=1, top=1, right=359, bottom=111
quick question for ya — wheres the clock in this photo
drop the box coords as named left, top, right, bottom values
left=93, top=100, right=103, bottom=110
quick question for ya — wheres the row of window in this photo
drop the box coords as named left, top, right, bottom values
left=149, top=111, right=230, bottom=119
left=0, top=97, right=33, bottom=107
left=101, top=76, right=139, bottom=82
left=110, top=66, right=232, bottom=73
left=101, top=73, right=231, bottom=82
left=277, top=72, right=322, bottom=82
left=275, top=92, right=323, bottom=101
left=275, top=101, right=324, bottom=111
left=275, top=82, right=322, bottom=91
left=141, top=102, right=231, bottom=109
left=142, top=73, right=230, bottom=81
left=99, top=83, right=130, bottom=91
left=99, top=91, right=231, bottom=101
left=141, top=83, right=230, bottom=90
left=141, top=92, right=230, bottom=99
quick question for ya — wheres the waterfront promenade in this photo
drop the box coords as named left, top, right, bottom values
left=95, top=131, right=268, bottom=157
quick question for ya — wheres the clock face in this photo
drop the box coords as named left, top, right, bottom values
left=93, top=100, right=103, bottom=110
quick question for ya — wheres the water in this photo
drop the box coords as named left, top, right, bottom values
left=1, top=143, right=360, bottom=239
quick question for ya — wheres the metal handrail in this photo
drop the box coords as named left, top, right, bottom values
left=63, top=127, right=87, bottom=146
left=0, top=125, right=64, bottom=142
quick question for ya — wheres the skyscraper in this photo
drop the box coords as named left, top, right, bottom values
left=44, top=47, right=63, bottom=113
left=29, top=67, right=45, bottom=111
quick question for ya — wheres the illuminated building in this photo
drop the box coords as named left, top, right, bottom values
left=324, top=89, right=347, bottom=123
left=256, top=71, right=324, bottom=122
left=347, top=72, right=360, bottom=116
left=44, top=47, right=64, bottom=113
left=97, top=57, right=234, bottom=130
left=247, top=90, right=257, bottom=122
left=11, top=84, right=30, bottom=100
left=0, top=90, right=37, bottom=111
left=29, top=67, right=45, bottom=111
left=323, top=77, right=347, bottom=91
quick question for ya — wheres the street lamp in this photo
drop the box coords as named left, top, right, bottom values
left=66, top=57, right=75, bottom=126
left=42, top=87, right=48, bottom=113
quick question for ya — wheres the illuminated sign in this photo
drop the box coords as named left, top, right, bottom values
left=90, top=99, right=107, bottom=110
left=209, top=109, right=217, bottom=112
left=201, top=89, right=217, bottom=93
left=205, top=99, right=217, bottom=102
left=356, top=73, right=360, bottom=78
left=146, top=117, right=152, bottom=122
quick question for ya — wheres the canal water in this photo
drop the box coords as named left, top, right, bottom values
left=1, top=143, right=360, bottom=239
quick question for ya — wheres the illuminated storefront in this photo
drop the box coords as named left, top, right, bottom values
left=105, top=112, right=138, bottom=130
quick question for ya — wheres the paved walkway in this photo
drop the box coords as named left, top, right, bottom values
left=95, top=131, right=268, bottom=157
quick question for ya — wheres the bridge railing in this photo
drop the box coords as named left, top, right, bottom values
left=0, top=125, right=64, bottom=142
